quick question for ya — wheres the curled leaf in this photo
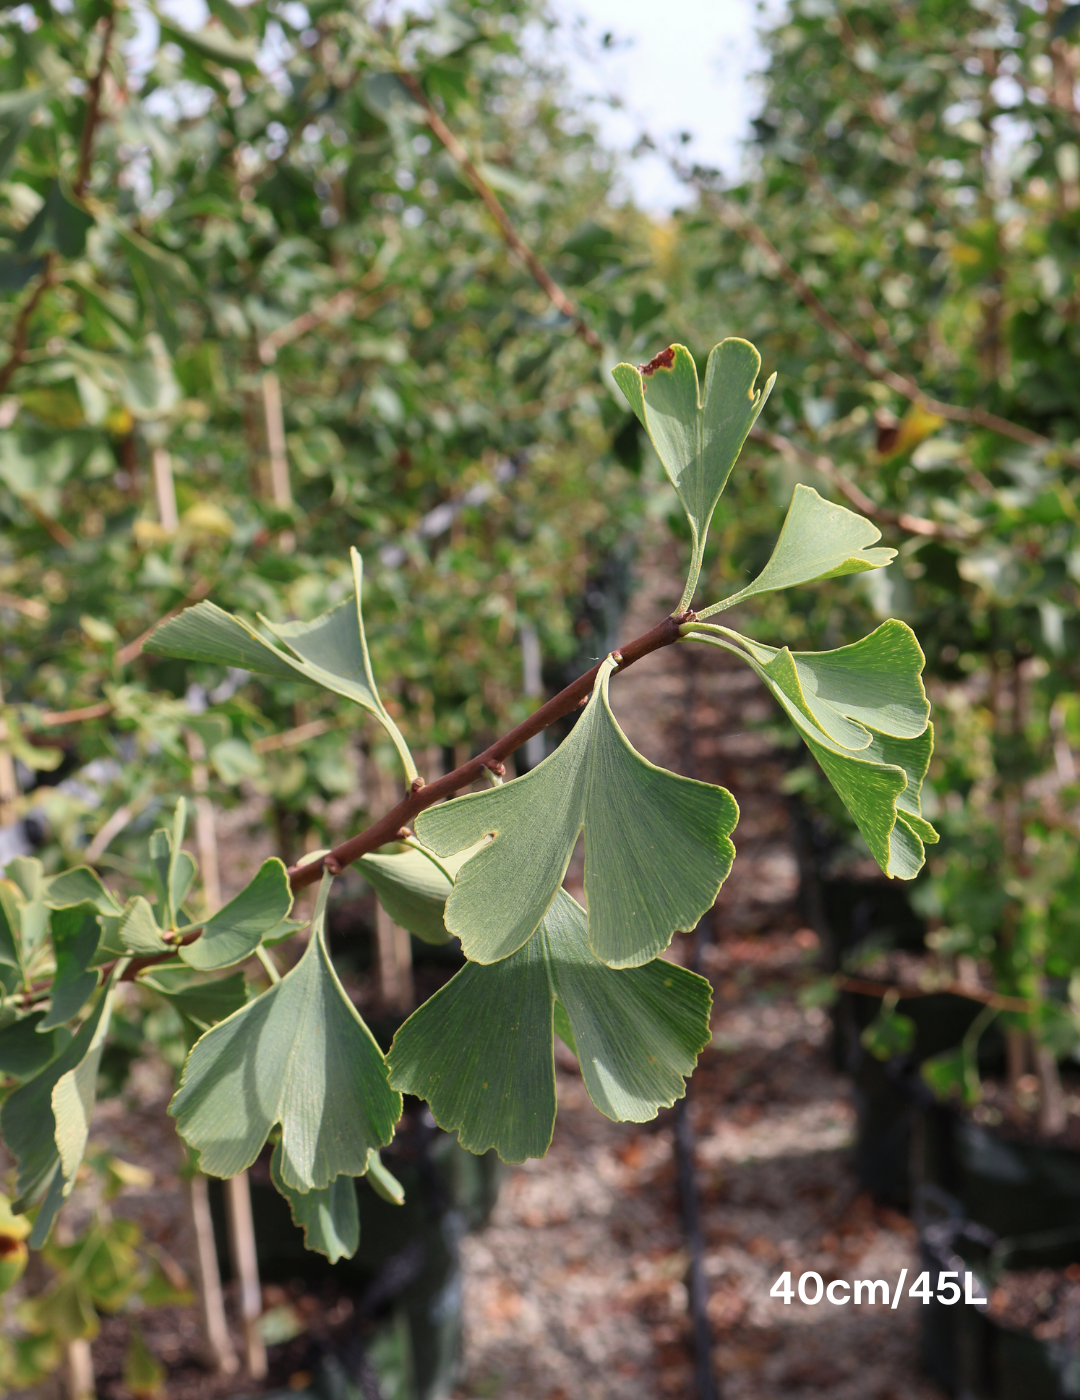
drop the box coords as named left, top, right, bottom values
left=698, top=484, right=895, bottom=617
left=613, top=340, right=774, bottom=607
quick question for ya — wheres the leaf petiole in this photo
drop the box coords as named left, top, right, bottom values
left=255, top=945, right=281, bottom=984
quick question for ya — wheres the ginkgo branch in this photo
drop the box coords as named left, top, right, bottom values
left=836, top=974, right=1033, bottom=1015
left=398, top=71, right=603, bottom=352
left=712, top=197, right=1080, bottom=468
left=749, top=425, right=972, bottom=542
left=287, top=610, right=688, bottom=890
left=0, top=6, right=115, bottom=396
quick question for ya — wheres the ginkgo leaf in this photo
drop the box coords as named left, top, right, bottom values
left=690, top=619, right=930, bottom=751
left=44, top=867, right=123, bottom=917
left=38, top=906, right=100, bottom=1031
left=612, top=340, right=774, bottom=608
left=119, top=897, right=169, bottom=955
left=697, top=484, right=896, bottom=617
left=180, top=859, right=292, bottom=970
left=0, top=1012, right=61, bottom=1077
left=269, top=1142, right=359, bottom=1263
left=415, top=656, right=738, bottom=969
left=357, top=842, right=480, bottom=945
left=0, top=882, right=20, bottom=977
left=169, top=874, right=400, bottom=1190
left=145, top=550, right=415, bottom=779
left=364, top=1150, right=405, bottom=1206
left=688, top=627, right=936, bottom=878
left=148, top=802, right=196, bottom=929
left=1, top=986, right=114, bottom=1235
left=139, top=966, right=248, bottom=1048
left=1, top=860, right=49, bottom=967
left=387, top=889, right=711, bottom=1163
left=804, top=724, right=938, bottom=879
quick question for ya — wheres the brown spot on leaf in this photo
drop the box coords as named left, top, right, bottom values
left=639, top=347, right=675, bottom=376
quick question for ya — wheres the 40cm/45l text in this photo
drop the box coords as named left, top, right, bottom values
left=770, top=1270, right=988, bottom=1307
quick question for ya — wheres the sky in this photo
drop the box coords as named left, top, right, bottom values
left=135, top=0, right=780, bottom=213
left=548, top=0, right=782, bottom=210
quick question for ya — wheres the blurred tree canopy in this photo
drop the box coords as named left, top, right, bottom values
left=0, top=0, right=665, bottom=865
left=666, top=0, right=1080, bottom=1027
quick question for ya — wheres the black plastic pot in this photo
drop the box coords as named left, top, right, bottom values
left=914, top=1107, right=1080, bottom=1239
left=842, top=992, right=1005, bottom=1208
left=212, top=1112, right=501, bottom=1400
left=921, top=1218, right=1080, bottom=1399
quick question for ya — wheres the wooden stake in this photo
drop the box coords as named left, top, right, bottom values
left=261, top=370, right=295, bottom=552
left=0, top=670, right=18, bottom=827
left=519, top=624, right=545, bottom=771
left=151, top=447, right=179, bottom=533
left=224, top=1173, right=267, bottom=1379
left=1037, top=1042, right=1068, bottom=1138
left=260, top=371, right=292, bottom=510
left=65, top=1339, right=95, bottom=1400
left=186, top=1172, right=239, bottom=1375
left=183, top=730, right=265, bottom=1374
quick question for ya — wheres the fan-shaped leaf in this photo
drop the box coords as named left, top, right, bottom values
left=612, top=340, right=774, bottom=607
left=139, top=966, right=248, bottom=1048
left=0, top=1012, right=61, bottom=1077
left=145, top=550, right=415, bottom=778
left=689, top=625, right=936, bottom=879
left=39, top=906, right=100, bottom=1031
left=358, top=841, right=479, bottom=945
left=692, top=619, right=930, bottom=750
left=388, top=889, right=711, bottom=1163
left=169, top=874, right=400, bottom=1190
left=269, top=1142, right=359, bottom=1264
left=415, top=657, right=738, bottom=969
left=44, top=867, right=123, bottom=917
left=119, top=897, right=169, bottom=955
left=180, top=858, right=292, bottom=970
left=1, top=986, right=114, bottom=1240
left=698, top=484, right=895, bottom=617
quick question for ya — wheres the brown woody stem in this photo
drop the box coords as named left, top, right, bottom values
left=836, top=974, right=1032, bottom=1014
left=286, top=611, right=688, bottom=891
left=398, top=72, right=603, bottom=352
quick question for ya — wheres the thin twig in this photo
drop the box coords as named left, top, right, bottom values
left=73, top=4, right=118, bottom=200
left=0, top=591, right=49, bottom=621
left=258, top=287, right=389, bottom=364
left=38, top=701, right=113, bottom=727
left=836, top=974, right=1033, bottom=1014
left=0, top=7, right=114, bottom=395
left=750, top=425, right=971, bottom=540
left=286, top=609, right=687, bottom=891
left=713, top=197, right=1080, bottom=468
left=252, top=717, right=340, bottom=753
left=398, top=71, right=602, bottom=352
left=0, top=259, right=57, bottom=397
